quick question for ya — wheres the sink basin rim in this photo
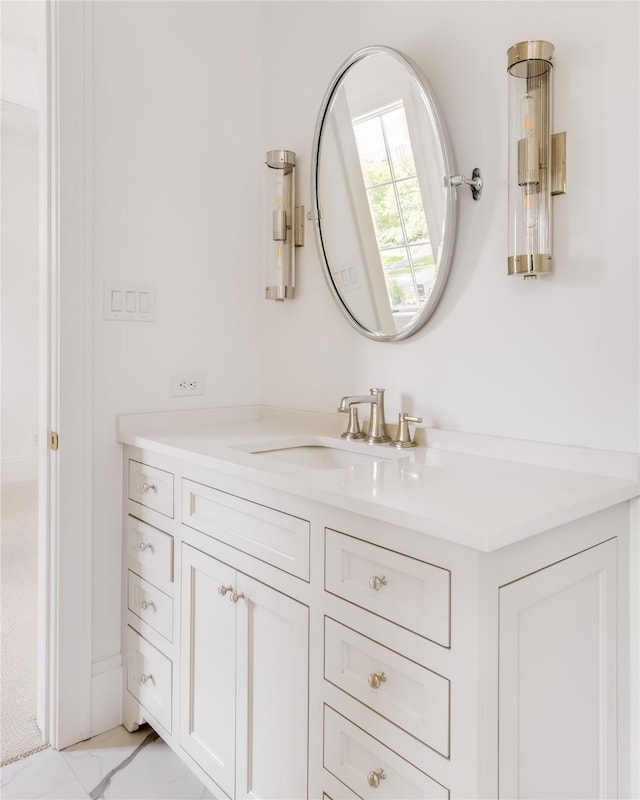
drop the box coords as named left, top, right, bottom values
left=233, top=435, right=406, bottom=470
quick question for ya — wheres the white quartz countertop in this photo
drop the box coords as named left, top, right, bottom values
left=117, top=406, right=640, bottom=552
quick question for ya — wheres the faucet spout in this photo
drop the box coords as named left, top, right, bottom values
left=337, top=394, right=372, bottom=412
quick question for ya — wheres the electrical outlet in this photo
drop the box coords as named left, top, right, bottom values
left=171, top=373, right=204, bottom=397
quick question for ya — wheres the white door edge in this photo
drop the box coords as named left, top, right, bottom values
left=38, top=0, right=93, bottom=750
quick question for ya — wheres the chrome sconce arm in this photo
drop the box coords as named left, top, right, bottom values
left=448, top=168, right=484, bottom=201
left=265, top=149, right=305, bottom=301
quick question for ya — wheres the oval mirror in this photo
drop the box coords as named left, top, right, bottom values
left=311, top=46, right=457, bottom=341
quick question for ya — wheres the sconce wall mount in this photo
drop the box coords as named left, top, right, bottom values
left=265, top=149, right=304, bottom=301
left=507, top=40, right=566, bottom=279
left=449, top=168, right=484, bottom=201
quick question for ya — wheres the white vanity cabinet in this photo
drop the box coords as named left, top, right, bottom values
left=122, top=446, right=313, bottom=800
left=180, top=542, right=309, bottom=800
left=318, top=505, right=626, bottom=800
left=120, top=432, right=632, bottom=800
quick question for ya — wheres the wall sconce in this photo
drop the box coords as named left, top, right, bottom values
left=265, top=149, right=304, bottom=301
left=507, top=41, right=566, bottom=279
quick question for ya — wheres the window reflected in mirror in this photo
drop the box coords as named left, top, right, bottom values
left=352, top=103, right=435, bottom=318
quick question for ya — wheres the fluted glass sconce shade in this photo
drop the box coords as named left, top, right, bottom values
left=265, top=150, right=304, bottom=301
left=507, top=41, right=559, bottom=278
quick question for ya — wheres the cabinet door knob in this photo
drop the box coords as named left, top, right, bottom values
left=218, top=585, right=233, bottom=597
left=139, top=673, right=154, bottom=685
left=141, top=600, right=155, bottom=611
left=367, top=769, right=386, bottom=788
left=367, top=672, right=387, bottom=689
left=142, top=482, right=157, bottom=493
left=137, top=542, right=153, bottom=553
left=368, top=575, right=388, bottom=591
left=230, top=591, right=245, bottom=604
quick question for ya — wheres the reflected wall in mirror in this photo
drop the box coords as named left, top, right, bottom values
left=311, top=47, right=457, bottom=341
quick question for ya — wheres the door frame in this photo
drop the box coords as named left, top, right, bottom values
left=38, top=0, right=93, bottom=750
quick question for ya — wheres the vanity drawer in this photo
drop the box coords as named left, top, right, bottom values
left=128, top=460, right=174, bottom=518
left=324, top=706, right=449, bottom=800
left=128, top=571, right=173, bottom=642
left=182, top=479, right=310, bottom=580
left=126, top=516, right=174, bottom=590
left=324, top=618, right=450, bottom=757
left=126, top=626, right=172, bottom=733
left=325, top=529, right=450, bottom=647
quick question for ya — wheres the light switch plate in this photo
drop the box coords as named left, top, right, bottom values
left=103, top=281, right=156, bottom=321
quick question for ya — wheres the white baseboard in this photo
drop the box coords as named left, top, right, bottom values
left=2, top=456, right=38, bottom=484
left=90, top=654, right=122, bottom=737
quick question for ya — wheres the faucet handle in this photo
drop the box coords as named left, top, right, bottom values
left=339, top=406, right=366, bottom=440
left=390, top=413, right=423, bottom=449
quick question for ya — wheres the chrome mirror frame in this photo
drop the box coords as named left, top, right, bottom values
left=310, top=46, right=458, bottom=342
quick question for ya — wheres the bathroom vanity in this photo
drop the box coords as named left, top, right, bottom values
left=117, top=406, right=638, bottom=799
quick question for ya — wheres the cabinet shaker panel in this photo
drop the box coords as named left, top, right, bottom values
left=125, top=626, right=172, bottom=733
left=323, top=706, right=449, bottom=799
left=127, top=571, right=173, bottom=642
left=180, top=545, right=236, bottom=798
left=325, top=529, right=450, bottom=647
left=499, top=539, right=617, bottom=799
left=125, top=516, right=174, bottom=590
left=235, top=573, right=308, bottom=800
left=324, top=618, right=450, bottom=757
left=128, top=460, right=174, bottom=517
left=182, top=479, right=310, bottom=580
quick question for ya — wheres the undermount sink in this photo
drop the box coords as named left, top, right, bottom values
left=237, top=438, right=404, bottom=470
left=252, top=444, right=382, bottom=469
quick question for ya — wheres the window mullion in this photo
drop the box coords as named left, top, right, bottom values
left=379, top=114, right=419, bottom=301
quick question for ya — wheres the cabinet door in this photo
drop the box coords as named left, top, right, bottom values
left=499, top=539, right=617, bottom=799
left=235, top=573, right=309, bottom=800
left=180, top=545, right=237, bottom=799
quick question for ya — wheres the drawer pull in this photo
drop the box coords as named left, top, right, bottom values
left=219, top=585, right=245, bottom=603
left=142, top=482, right=157, bottom=493
left=139, top=672, right=154, bottom=685
left=367, top=672, right=387, bottom=689
left=367, top=769, right=386, bottom=788
left=141, top=600, right=155, bottom=611
left=369, top=575, right=388, bottom=591
left=137, top=542, right=153, bottom=553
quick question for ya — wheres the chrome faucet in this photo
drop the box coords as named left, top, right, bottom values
left=337, top=388, right=390, bottom=444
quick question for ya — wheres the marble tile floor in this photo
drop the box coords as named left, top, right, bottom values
left=0, top=724, right=213, bottom=800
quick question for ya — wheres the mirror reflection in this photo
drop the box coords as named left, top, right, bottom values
left=312, top=47, right=456, bottom=341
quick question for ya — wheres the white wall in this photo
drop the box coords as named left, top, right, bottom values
left=83, top=0, right=639, bottom=737
left=1, top=0, right=41, bottom=109
left=90, top=1, right=264, bottom=669
left=260, top=1, right=640, bottom=455
left=1, top=114, right=39, bottom=483
left=1, top=0, right=42, bottom=483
